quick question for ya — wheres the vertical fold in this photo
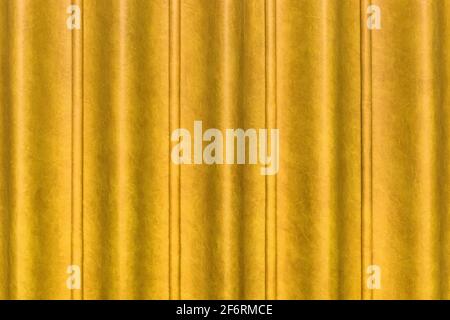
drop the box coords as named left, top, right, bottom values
left=83, top=0, right=170, bottom=299
left=180, top=0, right=266, bottom=299
left=412, top=0, right=440, bottom=299
left=264, top=0, right=277, bottom=300
left=371, top=0, right=449, bottom=299
left=9, top=0, right=27, bottom=299
left=360, top=0, right=373, bottom=300
left=116, top=0, right=128, bottom=298
left=83, top=0, right=121, bottom=298
left=71, top=0, right=84, bottom=300
left=169, top=0, right=181, bottom=300
left=277, top=0, right=361, bottom=299
left=0, top=0, right=15, bottom=299
left=0, top=0, right=73, bottom=299
left=217, top=0, right=236, bottom=298
left=437, top=1, right=450, bottom=299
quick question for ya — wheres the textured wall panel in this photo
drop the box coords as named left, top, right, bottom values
left=0, top=0, right=449, bottom=300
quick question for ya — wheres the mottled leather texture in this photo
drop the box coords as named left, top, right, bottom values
left=0, top=0, right=449, bottom=300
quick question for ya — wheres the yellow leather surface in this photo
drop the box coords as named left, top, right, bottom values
left=0, top=0, right=449, bottom=299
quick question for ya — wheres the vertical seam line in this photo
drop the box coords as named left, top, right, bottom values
left=169, top=0, right=181, bottom=300
left=81, top=0, right=85, bottom=300
left=360, top=0, right=373, bottom=300
left=70, top=0, right=75, bottom=302
left=168, top=0, right=172, bottom=299
left=360, top=0, right=364, bottom=300
left=264, top=0, right=277, bottom=300
left=273, top=0, right=278, bottom=299
left=264, top=0, right=267, bottom=299
left=178, top=1, right=182, bottom=300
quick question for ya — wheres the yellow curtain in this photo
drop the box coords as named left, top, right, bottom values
left=0, top=0, right=449, bottom=300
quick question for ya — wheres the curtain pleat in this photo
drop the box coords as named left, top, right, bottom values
left=277, top=0, right=362, bottom=299
left=83, top=0, right=170, bottom=299
left=0, top=0, right=449, bottom=300
left=0, top=0, right=73, bottom=299
left=179, top=0, right=266, bottom=299
left=372, top=0, right=450, bottom=299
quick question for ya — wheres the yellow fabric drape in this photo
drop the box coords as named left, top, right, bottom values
left=0, top=0, right=449, bottom=300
